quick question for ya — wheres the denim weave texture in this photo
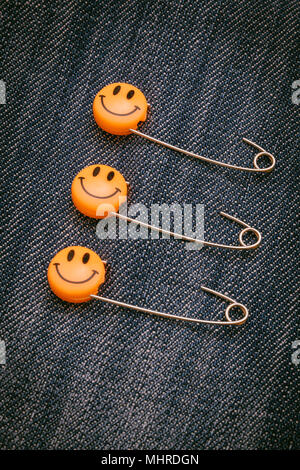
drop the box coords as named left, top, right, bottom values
left=0, top=0, right=299, bottom=450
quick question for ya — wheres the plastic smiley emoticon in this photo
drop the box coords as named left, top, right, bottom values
left=48, top=246, right=105, bottom=302
left=71, top=164, right=128, bottom=219
left=93, top=82, right=148, bottom=135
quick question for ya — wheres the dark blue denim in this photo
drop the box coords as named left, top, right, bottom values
left=0, top=0, right=299, bottom=450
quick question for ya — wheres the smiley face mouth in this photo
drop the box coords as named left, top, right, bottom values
left=79, top=177, right=121, bottom=199
left=53, top=263, right=99, bottom=284
left=99, top=95, right=140, bottom=116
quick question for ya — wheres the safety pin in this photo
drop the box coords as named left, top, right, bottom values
left=48, top=247, right=249, bottom=326
left=91, top=286, right=249, bottom=326
left=129, top=132, right=276, bottom=174
left=72, top=165, right=262, bottom=250
left=92, top=83, right=275, bottom=174
left=111, top=210, right=262, bottom=250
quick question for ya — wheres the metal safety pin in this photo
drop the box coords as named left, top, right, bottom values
left=91, top=286, right=249, bottom=326
left=111, top=210, right=262, bottom=250
left=129, top=131, right=276, bottom=174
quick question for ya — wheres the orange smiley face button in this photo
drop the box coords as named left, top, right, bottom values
left=93, top=82, right=148, bottom=135
left=48, top=246, right=105, bottom=303
left=71, top=164, right=127, bottom=219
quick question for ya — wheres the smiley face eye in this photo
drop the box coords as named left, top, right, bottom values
left=93, top=166, right=100, bottom=177
left=127, top=90, right=134, bottom=99
left=113, top=85, right=121, bottom=95
left=82, top=253, right=90, bottom=264
left=107, top=171, right=114, bottom=181
left=67, top=249, right=74, bottom=261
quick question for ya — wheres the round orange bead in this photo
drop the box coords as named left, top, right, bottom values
left=71, top=164, right=127, bottom=219
left=93, top=82, right=148, bottom=135
left=48, top=246, right=105, bottom=303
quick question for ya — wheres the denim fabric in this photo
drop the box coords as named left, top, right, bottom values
left=0, top=0, right=299, bottom=450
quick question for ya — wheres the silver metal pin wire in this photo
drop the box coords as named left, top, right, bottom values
left=129, top=132, right=275, bottom=173
left=110, top=210, right=262, bottom=250
left=91, top=286, right=249, bottom=326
